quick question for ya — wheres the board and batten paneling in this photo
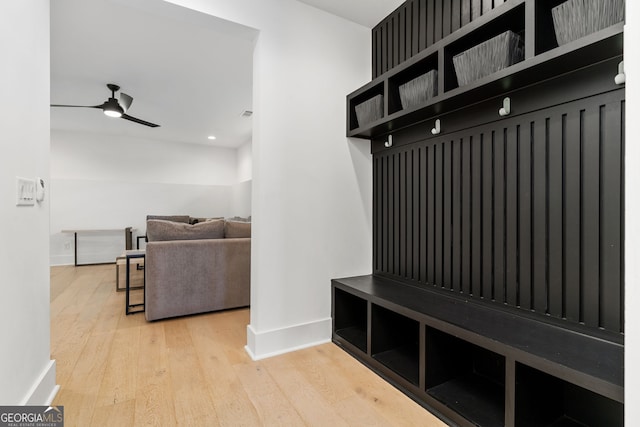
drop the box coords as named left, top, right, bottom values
left=372, top=89, right=624, bottom=334
left=372, top=0, right=501, bottom=78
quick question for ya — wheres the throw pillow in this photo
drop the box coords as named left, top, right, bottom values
left=146, top=219, right=225, bottom=241
left=225, top=220, right=251, bottom=238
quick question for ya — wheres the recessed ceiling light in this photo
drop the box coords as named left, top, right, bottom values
left=208, top=135, right=217, bottom=140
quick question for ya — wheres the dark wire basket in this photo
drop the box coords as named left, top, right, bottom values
left=552, top=0, right=624, bottom=46
left=354, top=94, right=383, bottom=128
left=399, top=70, right=438, bottom=110
left=452, top=30, right=524, bottom=87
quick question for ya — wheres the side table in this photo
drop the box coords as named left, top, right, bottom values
left=124, top=250, right=145, bottom=315
left=115, top=251, right=144, bottom=292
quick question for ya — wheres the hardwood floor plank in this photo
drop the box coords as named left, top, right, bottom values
left=164, top=320, right=221, bottom=426
left=233, top=361, right=306, bottom=425
left=90, top=399, right=136, bottom=427
left=262, top=355, right=351, bottom=427
left=51, top=265, right=449, bottom=426
left=134, top=322, right=177, bottom=427
left=94, top=323, right=140, bottom=407
left=186, top=314, right=261, bottom=426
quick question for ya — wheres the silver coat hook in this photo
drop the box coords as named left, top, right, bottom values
left=499, top=97, right=511, bottom=116
left=431, top=119, right=441, bottom=135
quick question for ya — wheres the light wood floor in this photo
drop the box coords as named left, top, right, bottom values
left=50, top=264, right=446, bottom=426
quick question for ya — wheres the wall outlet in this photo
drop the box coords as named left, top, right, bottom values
left=16, top=176, right=36, bottom=206
left=64, top=242, right=72, bottom=250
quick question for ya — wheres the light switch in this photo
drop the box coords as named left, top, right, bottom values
left=16, top=176, right=36, bottom=206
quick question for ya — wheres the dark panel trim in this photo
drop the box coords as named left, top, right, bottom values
left=582, top=106, right=600, bottom=327
left=505, top=125, right=519, bottom=307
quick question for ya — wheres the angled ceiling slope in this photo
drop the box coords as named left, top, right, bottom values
left=296, top=0, right=406, bottom=28
left=50, top=0, right=257, bottom=148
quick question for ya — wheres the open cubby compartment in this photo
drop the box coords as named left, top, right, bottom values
left=535, top=0, right=625, bottom=55
left=443, top=3, right=525, bottom=92
left=387, top=52, right=439, bottom=115
left=515, top=363, right=623, bottom=427
left=426, top=327, right=505, bottom=427
left=370, top=304, right=420, bottom=386
left=333, top=288, right=368, bottom=353
left=348, top=82, right=385, bottom=132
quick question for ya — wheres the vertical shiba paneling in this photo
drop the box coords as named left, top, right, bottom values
left=372, top=90, right=624, bottom=334
left=452, top=138, right=462, bottom=292
left=461, top=137, right=472, bottom=295
left=600, top=100, right=623, bottom=332
left=471, top=134, right=483, bottom=297
left=518, top=123, right=532, bottom=310
left=532, top=119, right=548, bottom=313
left=505, top=126, right=519, bottom=306
left=582, top=106, right=600, bottom=328
left=481, top=132, right=494, bottom=300
left=413, top=147, right=421, bottom=281
left=443, top=140, right=453, bottom=290
left=564, top=110, right=581, bottom=322
left=493, top=130, right=506, bottom=303
left=548, top=115, right=564, bottom=318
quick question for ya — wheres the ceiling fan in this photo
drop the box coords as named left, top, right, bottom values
left=51, top=83, right=160, bottom=128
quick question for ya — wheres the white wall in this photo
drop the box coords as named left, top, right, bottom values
left=50, top=130, right=238, bottom=264
left=0, top=1, right=58, bottom=404
left=51, top=130, right=237, bottom=184
left=230, top=139, right=252, bottom=217
left=626, top=1, right=639, bottom=422
left=231, top=180, right=252, bottom=218
left=237, top=139, right=252, bottom=182
left=161, top=0, right=373, bottom=359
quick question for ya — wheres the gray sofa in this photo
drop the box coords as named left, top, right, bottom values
left=144, top=219, right=251, bottom=321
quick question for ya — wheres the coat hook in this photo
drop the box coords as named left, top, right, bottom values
left=384, top=134, right=393, bottom=148
left=499, top=97, right=511, bottom=117
left=431, top=119, right=441, bottom=135
left=614, top=61, right=625, bottom=85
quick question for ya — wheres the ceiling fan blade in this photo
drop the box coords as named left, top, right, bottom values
left=119, top=93, right=133, bottom=112
left=50, top=104, right=103, bottom=109
left=121, top=113, right=160, bottom=128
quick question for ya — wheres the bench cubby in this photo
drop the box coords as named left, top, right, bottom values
left=426, top=328, right=505, bottom=427
left=333, top=287, right=368, bottom=353
left=515, top=363, right=623, bottom=427
left=371, top=304, right=420, bottom=386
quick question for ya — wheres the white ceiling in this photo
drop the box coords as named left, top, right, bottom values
left=50, top=0, right=403, bottom=148
left=298, top=0, right=405, bottom=27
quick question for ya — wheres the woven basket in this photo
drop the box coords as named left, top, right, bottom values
left=552, top=0, right=624, bottom=46
left=452, top=30, right=524, bottom=87
left=399, top=70, right=438, bottom=110
left=354, top=94, right=383, bottom=127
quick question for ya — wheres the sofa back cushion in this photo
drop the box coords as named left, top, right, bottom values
left=146, top=215, right=190, bottom=223
left=225, top=220, right=251, bottom=238
left=147, top=219, right=225, bottom=241
left=189, top=216, right=224, bottom=224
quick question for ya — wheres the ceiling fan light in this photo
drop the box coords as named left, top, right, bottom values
left=103, top=98, right=124, bottom=118
left=104, top=109, right=123, bottom=118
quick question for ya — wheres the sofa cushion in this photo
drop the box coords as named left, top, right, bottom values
left=225, top=220, right=251, bottom=238
left=146, top=215, right=190, bottom=223
left=147, top=219, right=225, bottom=241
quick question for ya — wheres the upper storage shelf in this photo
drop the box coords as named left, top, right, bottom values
left=347, top=0, right=624, bottom=139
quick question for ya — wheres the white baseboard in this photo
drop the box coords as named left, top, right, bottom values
left=245, top=318, right=332, bottom=360
left=21, top=360, right=59, bottom=405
